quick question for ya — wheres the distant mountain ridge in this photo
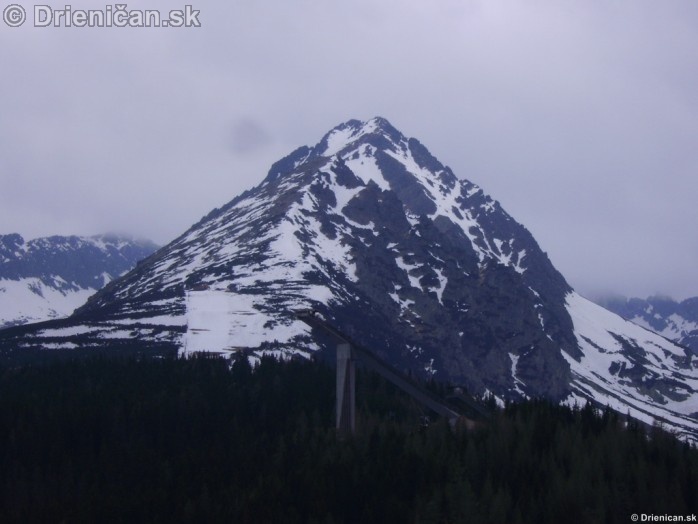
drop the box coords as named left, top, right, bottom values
left=0, top=233, right=158, bottom=328
left=596, top=295, right=698, bottom=354
left=2, top=118, right=697, bottom=440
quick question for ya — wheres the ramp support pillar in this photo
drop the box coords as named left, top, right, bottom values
left=336, top=343, right=356, bottom=436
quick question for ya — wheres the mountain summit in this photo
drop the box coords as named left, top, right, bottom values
left=3, top=117, right=697, bottom=438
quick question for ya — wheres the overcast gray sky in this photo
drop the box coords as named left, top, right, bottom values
left=1, top=0, right=697, bottom=300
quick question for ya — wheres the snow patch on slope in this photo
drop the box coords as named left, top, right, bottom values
left=564, top=292, right=698, bottom=440
left=631, top=314, right=698, bottom=342
left=344, top=147, right=391, bottom=191
left=182, top=290, right=312, bottom=357
left=0, top=278, right=96, bottom=328
left=509, top=353, right=527, bottom=397
left=395, top=256, right=422, bottom=290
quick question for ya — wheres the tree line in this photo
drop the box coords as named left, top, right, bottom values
left=0, top=354, right=696, bottom=523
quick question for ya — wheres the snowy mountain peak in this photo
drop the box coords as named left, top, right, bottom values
left=3, top=120, right=698, bottom=440
left=316, top=116, right=404, bottom=158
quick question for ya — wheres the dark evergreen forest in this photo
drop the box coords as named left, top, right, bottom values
left=0, top=354, right=696, bottom=523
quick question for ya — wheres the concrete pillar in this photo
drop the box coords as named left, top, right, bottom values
left=336, top=343, right=355, bottom=435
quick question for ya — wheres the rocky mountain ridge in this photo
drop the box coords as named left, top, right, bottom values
left=0, top=233, right=158, bottom=328
left=596, top=295, right=698, bottom=353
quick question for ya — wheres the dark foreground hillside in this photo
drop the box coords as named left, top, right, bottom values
left=0, top=355, right=696, bottom=523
